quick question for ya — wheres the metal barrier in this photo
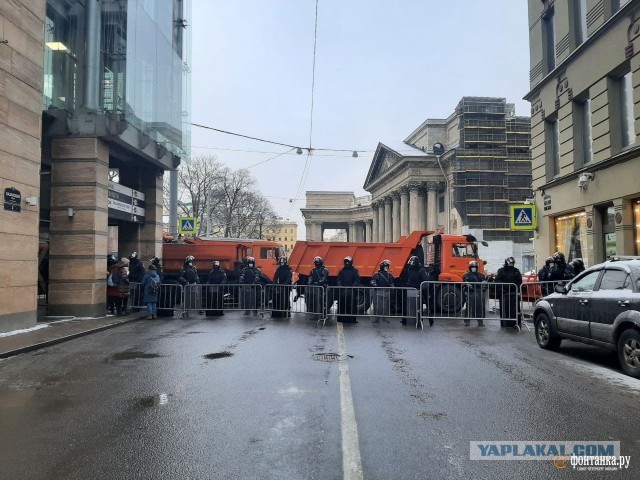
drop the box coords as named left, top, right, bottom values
left=127, top=282, right=184, bottom=318
left=419, top=281, right=526, bottom=330
left=325, top=286, right=421, bottom=328
left=520, top=280, right=568, bottom=321
left=294, top=284, right=328, bottom=325
left=182, top=284, right=265, bottom=317
left=263, top=284, right=300, bottom=318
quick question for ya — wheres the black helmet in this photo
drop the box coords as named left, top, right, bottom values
left=314, top=256, right=323, bottom=267
left=380, top=259, right=391, bottom=269
left=185, top=255, right=195, bottom=264
left=149, top=256, right=160, bottom=266
left=212, top=260, right=220, bottom=268
left=553, top=252, right=566, bottom=264
left=344, top=256, right=353, bottom=267
left=504, top=257, right=516, bottom=267
left=246, top=256, right=256, bottom=265
left=469, top=260, right=479, bottom=271
left=571, top=258, right=584, bottom=270
left=408, top=256, right=420, bottom=267
left=545, top=256, right=554, bottom=266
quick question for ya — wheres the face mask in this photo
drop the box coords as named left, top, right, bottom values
left=249, top=263, right=254, bottom=268
left=471, top=267, right=477, bottom=272
left=188, top=262, right=193, bottom=266
left=383, top=266, right=389, bottom=271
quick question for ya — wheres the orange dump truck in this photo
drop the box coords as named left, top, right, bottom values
left=288, top=230, right=487, bottom=313
left=162, top=236, right=283, bottom=284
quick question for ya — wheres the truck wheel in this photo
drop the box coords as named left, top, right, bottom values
left=437, top=284, right=463, bottom=315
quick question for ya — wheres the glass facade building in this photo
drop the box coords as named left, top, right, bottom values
left=43, top=0, right=190, bottom=159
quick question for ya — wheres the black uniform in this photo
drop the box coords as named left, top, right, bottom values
left=401, top=265, right=432, bottom=325
left=336, top=265, right=361, bottom=323
left=537, top=264, right=552, bottom=296
left=239, top=266, right=261, bottom=312
left=371, top=269, right=395, bottom=321
left=272, top=265, right=293, bottom=318
left=462, top=270, right=486, bottom=324
left=307, top=266, right=329, bottom=316
left=495, top=265, right=522, bottom=326
left=179, top=263, right=200, bottom=312
left=205, top=268, right=226, bottom=316
left=128, top=258, right=146, bottom=310
left=547, top=263, right=575, bottom=282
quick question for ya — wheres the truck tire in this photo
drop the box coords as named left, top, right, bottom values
left=436, top=284, right=463, bottom=316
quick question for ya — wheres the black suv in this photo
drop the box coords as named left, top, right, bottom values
left=533, top=257, right=640, bottom=378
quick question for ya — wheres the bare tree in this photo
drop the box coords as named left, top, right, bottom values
left=166, top=156, right=278, bottom=238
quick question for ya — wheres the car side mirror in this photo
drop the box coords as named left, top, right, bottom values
left=554, top=284, right=568, bottom=294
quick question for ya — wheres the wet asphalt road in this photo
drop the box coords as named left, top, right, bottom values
left=0, top=313, right=639, bottom=480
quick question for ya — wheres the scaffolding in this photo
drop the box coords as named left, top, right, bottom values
left=452, top=97, right=533, bottom=242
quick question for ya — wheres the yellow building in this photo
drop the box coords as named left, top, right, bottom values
left=268, top=221, right=298, bottom=256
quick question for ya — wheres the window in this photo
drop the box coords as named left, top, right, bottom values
left=570, top=271, right=600, bottom=292
left=452, top=244, right=475, bottom=258
left=438, top=194, right=445, bottom=213
left=574, top=98, right=593, bottom=165
left=619, top=72, right=635, bottom=148
left=614, top=0, right=632, bottom=13
left=574, top=0, right=588, bottom=45
left=599, top=270, right=631, bottom=291
left=543, top=8, right=556, bottom=72
left=545, top=119, right=560, bottom=179
left=555, top=212, right=590, bottom=262
left=260, top=248, right=274, bottom=259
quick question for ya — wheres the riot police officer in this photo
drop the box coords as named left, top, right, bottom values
left=239, top=256, right=261, bottom=315
left=206, top=260, right=226, bottom=316
left=537, top=256, right=554, bottom=296
left=495, top=256, right=522, bottom=327
left=336, top=256, right=361, bottom=323
left=462, top=260, right=486, bottom=326
left=307, top=256, right=329, bottom=320
left=371, top=259, right=395, bottom=323
left=272, top=257, right=293, bottom=318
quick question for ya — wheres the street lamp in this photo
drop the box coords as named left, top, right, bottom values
left=432, top=142, right=451, bottom=234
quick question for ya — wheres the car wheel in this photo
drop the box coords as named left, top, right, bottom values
left=617, top=329, right=640, bottom=378
left=535, top=313, right=561, bottom=350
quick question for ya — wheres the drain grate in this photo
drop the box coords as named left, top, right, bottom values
left=313, top=352, right=342, bottom=362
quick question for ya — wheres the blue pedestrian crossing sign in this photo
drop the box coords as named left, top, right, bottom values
left=510, top=204, right=537, bottom=231
left=178, top=217, right=198, bottom=235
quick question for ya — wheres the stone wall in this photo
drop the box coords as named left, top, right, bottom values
left=0, top=0, right=45, bottom=332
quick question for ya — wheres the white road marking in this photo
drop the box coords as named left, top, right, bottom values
left=337, top=322, right=364, bottom=480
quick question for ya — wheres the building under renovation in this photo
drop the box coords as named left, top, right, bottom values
left=302, top=96, right=533, bottom=272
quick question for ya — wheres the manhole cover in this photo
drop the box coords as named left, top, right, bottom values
left=313, top=352, right=342, bottom=362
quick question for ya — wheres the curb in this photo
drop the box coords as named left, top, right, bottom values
left=0, top=315, right=146, bottom=359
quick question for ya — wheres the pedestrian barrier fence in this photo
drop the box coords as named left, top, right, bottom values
left=325, top=286, right=421, bottom=328
left=182, top=284, right=265, bottom=317
left=127, top=282, right=184, bottom=318
left=520, top=280, right=569, bottom=321
left=419, top=281, right=527, bottom=330
left=263, top=284, right=327, bottom=322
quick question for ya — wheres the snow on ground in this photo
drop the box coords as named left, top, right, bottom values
left=0, top=324, right=49, bottom=338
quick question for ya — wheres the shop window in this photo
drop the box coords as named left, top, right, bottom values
left=555, top=212, right=590, bottom=264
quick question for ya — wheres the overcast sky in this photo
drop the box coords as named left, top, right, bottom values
left=190, top=0, right=531, bottom=239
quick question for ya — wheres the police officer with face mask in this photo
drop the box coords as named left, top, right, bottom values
left=462, top=260, right=486, bottom=326
left=307, top=256, right=329, bottom=319
left=239, top=256, right=261, bottom=315
left=336, top=256, right=361, bottom=323
left=495, top=256, right=522, bottom=327
left=179, top=255, right=200, bottom=315
left=401, top=256, right=434, bottom=326
left=272, top=257, right=293, bottom=318
left=371, top=259, right=395, bottom=323
left=206, top=260, right=226, bottom=317
left=537, top=256, right=554, bottom=296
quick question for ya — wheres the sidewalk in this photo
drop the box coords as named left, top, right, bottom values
left=0, top=313, right=147, bottom=359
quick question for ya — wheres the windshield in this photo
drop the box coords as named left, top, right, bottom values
left=452, top=243, right=476, bottom=258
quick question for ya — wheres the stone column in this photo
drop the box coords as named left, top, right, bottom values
left=315, top=223, right=323, bottom=242
left=392, top=192, right=401, bottom=241
left=418, top=187, right=426, bottom=230
left=378, top=201, right=385, bottom=242
left=384, top=197, right=393, bottom=242
left=400, top=187, right=410, bottom=236
left=348, top=222, right=356, bottom=242
left=305, top=221, right=313, bottom=240
left=48, top=138, right=109, bottom=317
left=613, top=198, right=635, bottom=257
left=409, top=183, right=421, bottom=232
left=426, top=182, right=439, bottom=231
left=371, top=203, right=379, bottom=242
left=366, top=220, right=373, bottom=243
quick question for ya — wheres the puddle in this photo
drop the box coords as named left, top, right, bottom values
left=186, top=331, right=204, bottom=334
left=258, top=327, right=266, bottom=330
left=111, top=351, right=162, bottom=361
left=203, top=352, right=234, bottom=360
left=137, top=393, right=170, bottom=408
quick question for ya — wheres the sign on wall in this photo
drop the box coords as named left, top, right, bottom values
left=510, top=204, right=537, bottom=231
left=4, top=187, right=21, bottom=212
left=107, top=181, right=145, bottom=224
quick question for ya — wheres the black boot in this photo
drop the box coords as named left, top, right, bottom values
left=401, top=318, right=407, bottom=325
left=428, top=318, right=434, bottom=327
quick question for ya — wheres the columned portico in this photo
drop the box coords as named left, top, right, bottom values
left=400, top=187, right=409, bottom=237
left=392, top=193, right=401, bottom=241
left=371, top=202, right=379, bottom=242
left=426, top=182, right=439, bottom=231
